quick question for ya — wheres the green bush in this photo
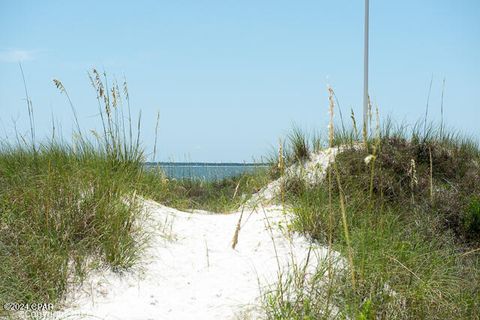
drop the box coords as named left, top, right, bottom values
left=464, top=197, right=480, bottom=238
left=274, top=124, right=480, bottom=319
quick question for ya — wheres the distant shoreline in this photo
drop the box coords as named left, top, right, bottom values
left=144, top=162, right=270, bottom=167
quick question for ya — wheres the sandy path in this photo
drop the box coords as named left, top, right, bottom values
left=57, top=147, right=351, bottom=319
left=57, top=200, right=334, bottom=320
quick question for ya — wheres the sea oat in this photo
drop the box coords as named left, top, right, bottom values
left=408, top=158, right=418, bottom=204
left=351, top=108, right=358, bottom=140
left=364, top=154, right=375, bottom=165
left=328, top=87, right=335, bottom=147
left=111, top=87, right=118, bottom=109
left=53, top=79, right=65, bottom=94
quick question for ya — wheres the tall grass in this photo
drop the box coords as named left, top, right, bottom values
left=0, top=69, right=275, bottom=318
left=287, top=126, right=311, bottom=163
left=2, top=67, right=478, bottom=319
left=0, top=69, right=148, bottom=313
left=263, top=89, right=480, bottom=319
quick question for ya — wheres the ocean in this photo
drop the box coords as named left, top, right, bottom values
left=144, top=162, right=269, bottom=181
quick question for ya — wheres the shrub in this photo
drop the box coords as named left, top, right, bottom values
left=464, top=196, right=480, bottom=239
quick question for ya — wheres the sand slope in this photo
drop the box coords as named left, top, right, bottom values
left=58, top=200, right=337, bottom=320
left=58, top=147, right=351, bottom=319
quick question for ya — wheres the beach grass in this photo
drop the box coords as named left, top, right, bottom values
left=0, top=70, right=272, bottom=315
left=0, top=140, right=146, bottom=306
left=0, top=70, right=151, bottom=312
left=1, top=69, right=479, bottom=319
left=263, top=92, right=480, bottom=319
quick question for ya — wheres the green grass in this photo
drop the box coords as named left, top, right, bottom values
left=0, top=69, right=272, bottom=317
left=264, top=120, right=480, bottom=319
left=0, top=70, right=151, bottom=314
left=0, top=141, right=146, bottom=307
left=266, top=125, right=322, bottom=180
left=2, top=69, right=479, bottom=320
left=136, top=166, right=271, bottom=213
left=0, top=141, right=269, bottom=317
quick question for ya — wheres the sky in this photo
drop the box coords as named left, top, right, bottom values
left=0, top=0, right=479, bottom=162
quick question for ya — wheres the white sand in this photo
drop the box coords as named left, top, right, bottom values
left=58, top=202, right=339, bottom=320
left=57, top=147, right=351, bottom=320
left=247, top=145, right=361, bottom=206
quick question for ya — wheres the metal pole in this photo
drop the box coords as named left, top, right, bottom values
left=363, top=0, right=369, bottom=134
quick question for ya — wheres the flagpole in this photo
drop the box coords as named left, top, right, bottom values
left=363, top=0, right=369, bottom=134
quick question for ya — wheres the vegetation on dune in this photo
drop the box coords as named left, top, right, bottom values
left=1, top=69, right=479, bottom=320
left=0, top=69, right=271, bottom=315
left=0, top=142, right=145, bottom=305
left=266, top=125, right=322, bottom=181
left=0, top=70, right=150, bottom=311
left=263, top=90, right=480, bottom=319
left=136, top=166, right=270, bottom=213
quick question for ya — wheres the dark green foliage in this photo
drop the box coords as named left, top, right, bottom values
left=277, top=124, right=480, bottom=319
left=464, top=197, right=480, bottom=238
left=332, top=135, right=480, bottom=244
left=284, top=176, right=308, bottom=199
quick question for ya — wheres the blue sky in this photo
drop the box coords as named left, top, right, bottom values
left=1, top=0, right=479, bottom=162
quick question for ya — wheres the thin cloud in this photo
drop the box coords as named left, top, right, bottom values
left=0, top=49, right=36, bottom=63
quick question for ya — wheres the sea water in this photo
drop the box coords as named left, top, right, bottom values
left=144, top=163, right=269, bottom=181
